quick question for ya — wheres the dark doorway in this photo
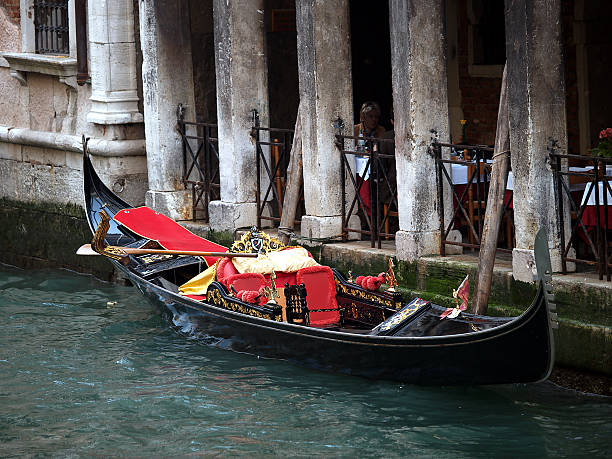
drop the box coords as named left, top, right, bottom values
left=350, top=0, right=393, bottom=130
left=265, top=0, right=299, bottom=129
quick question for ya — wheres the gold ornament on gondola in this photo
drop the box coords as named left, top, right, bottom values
left=92, top=210, right=128, bottom=262
left=230, top=227, right=285, bottom=254
left=260, top=271, right=280, bottom=304
left=386, top=259, right=398, bottom=292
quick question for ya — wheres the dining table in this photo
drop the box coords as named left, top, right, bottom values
left=579, top=179, right=612, bottom=230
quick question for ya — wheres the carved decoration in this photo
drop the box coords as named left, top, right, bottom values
left=230, top=227, right=286, bottom=254
left=207, top=283, right=282, bottom=322
left=335, top=277, right=402, bottom=309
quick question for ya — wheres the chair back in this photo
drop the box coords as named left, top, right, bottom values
left=284, top=283, right=309, bottom=325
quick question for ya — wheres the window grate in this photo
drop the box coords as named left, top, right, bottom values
left=34, top=0, right=69, bottom=55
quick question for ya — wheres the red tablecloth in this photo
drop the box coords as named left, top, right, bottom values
left=581, top=206, right=612, bottom=230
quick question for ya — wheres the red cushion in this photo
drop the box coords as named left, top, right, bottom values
left=225, top=273, right=267, bottom=292
left=113, top=206, right=228, bottom=266
left=216, top=258, right=239, bottom=286
left=296, top=266, right=340, bottom=327
left=269, top=271, right=297, bottom=289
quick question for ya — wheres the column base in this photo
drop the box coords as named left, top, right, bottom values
left=145, top=189, right=192, bottom=221
left=208, top=201, right=257, bottom=232
left=395, top=230, right=440, bottom=262
left=512, top=246, right=571, bottom=282
left=445, top=229, right=463, bottom=255
left=300, top=215, right=342, bottom=240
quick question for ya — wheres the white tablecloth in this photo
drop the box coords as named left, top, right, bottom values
left=450, top=163, right=489, bottom=185
left=581, top=181, right=612, bottom=206
left=354, top=156, right=370, bottom=179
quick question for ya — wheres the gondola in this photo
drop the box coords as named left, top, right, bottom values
left=81, top=147, right=556, bottom=385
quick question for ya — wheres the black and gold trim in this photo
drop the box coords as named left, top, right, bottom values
left=206, top=282, right=283, bottom=321
left=332, top=268, right=403, bottom=309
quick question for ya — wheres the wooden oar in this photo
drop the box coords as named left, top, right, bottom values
left=83, top=209, right=256, bottom=263
left=76, top=243, right=256, bottom=258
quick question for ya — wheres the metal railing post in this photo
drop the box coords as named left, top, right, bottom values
left=435, top=142, right=446, bottom=256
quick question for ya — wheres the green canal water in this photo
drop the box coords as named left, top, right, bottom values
left=1, top=266, right=610, bottom=457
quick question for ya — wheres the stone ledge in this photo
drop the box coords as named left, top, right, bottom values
left=2, top=52, right=77, bottom=88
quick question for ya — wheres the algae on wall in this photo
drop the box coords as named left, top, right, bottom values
left=0, top=198, right=116, bottom=281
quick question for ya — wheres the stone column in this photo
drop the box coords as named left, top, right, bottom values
left=389, top=0, right=451, bottom=261
left=87, top=0, right=143, bottom=124
left=505, top=0, right=568, bottom=281
left=296, top=0, right=353, bottom=239
left=139, top=0, right=195, bottom=220
left=208, top=0, right=269, bottom=232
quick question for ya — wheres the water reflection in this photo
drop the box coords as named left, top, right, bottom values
left=0, top=265, right=609, bottom=457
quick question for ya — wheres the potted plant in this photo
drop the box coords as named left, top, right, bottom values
left=591, top=128, right=612, bottom=158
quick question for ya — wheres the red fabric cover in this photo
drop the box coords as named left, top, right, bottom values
left=582, top=206, right=612, bottom=230
left=113, top=206, right=228, bottom=266
left=356, top=273, right=386, bottom=291
left=236, top=289, right=267, bottom=305
left=296, top=266, right=340, bottom=327
left=183, top=294, right=207, bottom=301
left=271, top=271, right=297, bottom=289
left=225, top=272, right=267, bottom=293
left=357, top=176, right=371, bottom=216
left=216, top=258, right=239, bottom=286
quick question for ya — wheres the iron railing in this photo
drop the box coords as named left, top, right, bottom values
left=251, top=110, right=302, bottom=228
left=34, top=0, right=69, bottom=55
left=433, top=141, right=515, bottom=255
left=177, top=104, right=220, bottom=222
left=335, top=119, right=397, bottom=248
left=550, top=153, right=612, bottom=281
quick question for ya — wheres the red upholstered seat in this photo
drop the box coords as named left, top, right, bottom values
left=271, top=271, right=297, bottom=289
left=113, top=206, right=228, bottom=266
left=216, top=258, right=239, bottom=286
left=225, top=273, right=267, bottom=293
left=296, top=266, right=340, bottom=328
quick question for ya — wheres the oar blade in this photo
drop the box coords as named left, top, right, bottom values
left=76, top=244, right=99, bottom=256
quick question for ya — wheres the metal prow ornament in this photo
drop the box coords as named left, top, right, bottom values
left=260, top=271, right=280, bottom=305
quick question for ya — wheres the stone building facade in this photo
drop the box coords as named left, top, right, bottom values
left=0, top=0, right=610, bottom=282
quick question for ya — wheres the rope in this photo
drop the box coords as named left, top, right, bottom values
left=491, top=150, right=511, bottom=161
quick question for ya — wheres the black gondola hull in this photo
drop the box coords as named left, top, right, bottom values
left=122, top=264, right=553, bottom=385
left=83, top=151, right=555, bottom=385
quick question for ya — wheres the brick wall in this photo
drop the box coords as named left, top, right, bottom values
left=0, top=0, right=20, bottom=25
left=455, top=0, right=579, bottom=152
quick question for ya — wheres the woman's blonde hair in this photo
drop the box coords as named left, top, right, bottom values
left=360, top=101, right=381, bottom=122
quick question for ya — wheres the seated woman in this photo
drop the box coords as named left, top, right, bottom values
left=353, top=101, right=386, bottom=219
